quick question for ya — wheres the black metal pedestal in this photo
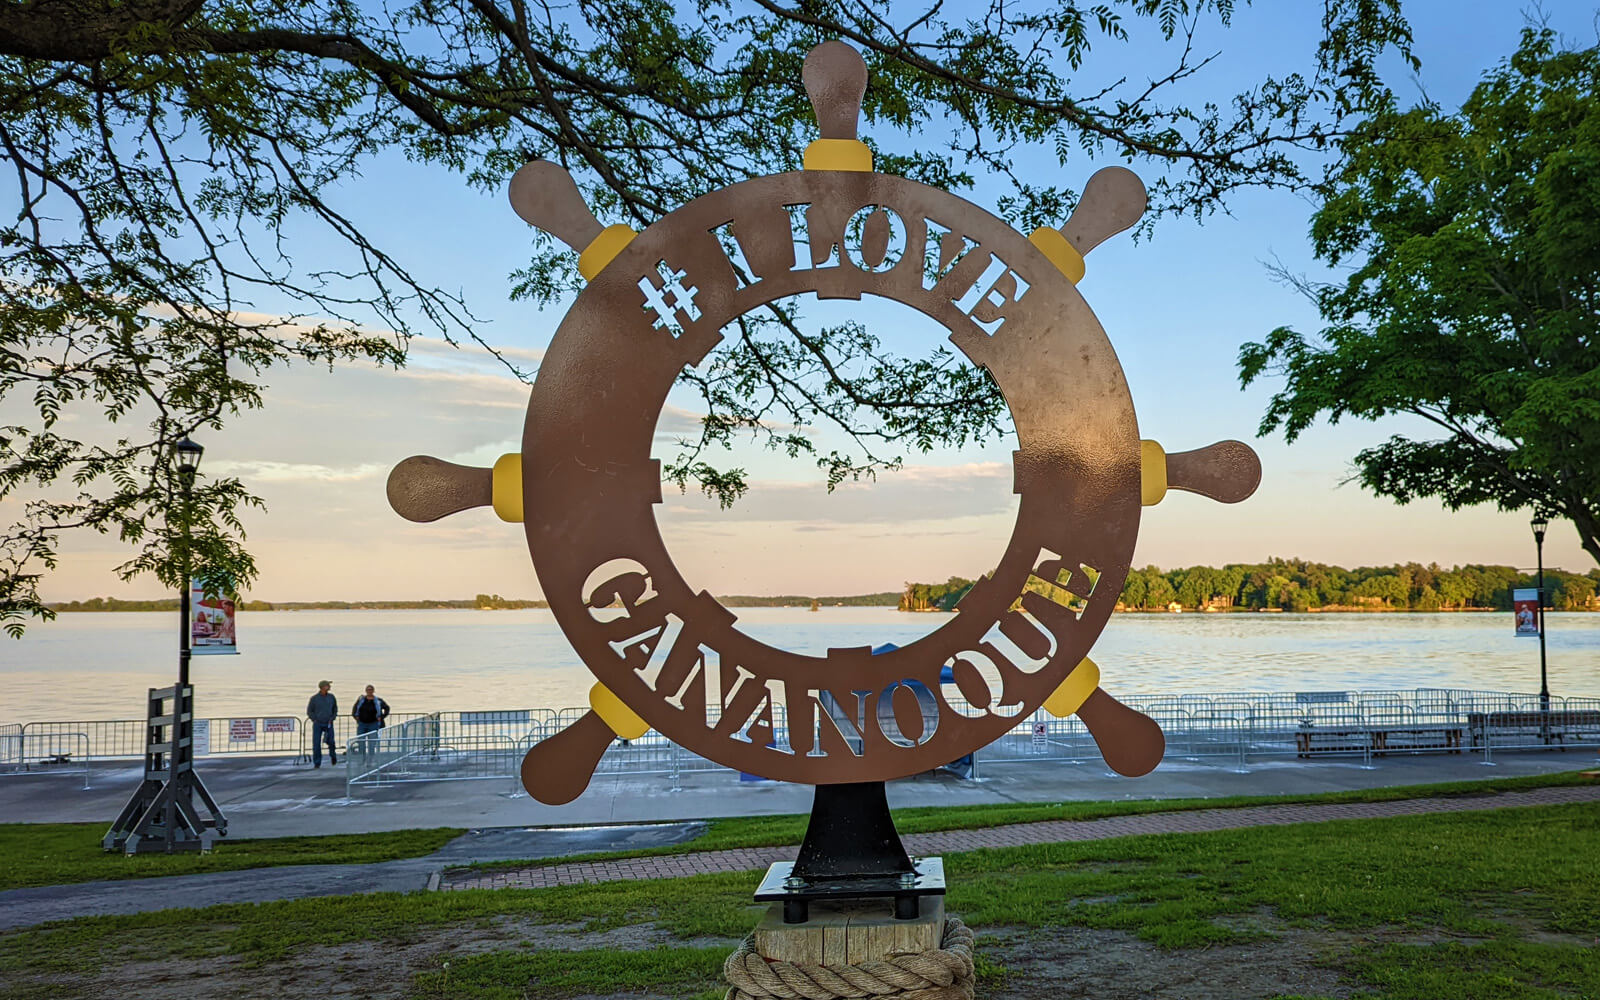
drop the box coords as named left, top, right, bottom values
left=753, top=782, right=945, bottom=924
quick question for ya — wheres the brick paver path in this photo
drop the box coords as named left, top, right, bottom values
left=439, top=783, right=1600, bottom=891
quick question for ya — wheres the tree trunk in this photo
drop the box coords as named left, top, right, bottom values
left=1566, top=504, right=1600, bottom=571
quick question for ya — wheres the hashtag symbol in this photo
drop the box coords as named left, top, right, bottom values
left=638, top=261, right=701, bottom=338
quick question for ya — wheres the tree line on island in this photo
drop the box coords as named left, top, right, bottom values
left=48, top=591, right=904, bottom=613
left=46, top=594, right=550, bottom=613
left=902, top=559, right=1600, bottom=614
left=48, top=563, right=1600, bottom=616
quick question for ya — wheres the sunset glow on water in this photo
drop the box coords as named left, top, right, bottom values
left=6, top=608, right=1599, bottom=723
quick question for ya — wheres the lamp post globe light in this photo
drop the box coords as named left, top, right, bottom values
left=1531, top=515, right=1550, bottom=729
left=102, top=435, right=228, bottom=854
left=175, top=435, right=203, bottom=470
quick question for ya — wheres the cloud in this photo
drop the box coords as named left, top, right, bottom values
left=208, top=460, right=390, bottom=483
left=654, top=403, right=711, bottom=437
left=142, top=311, right=544, bottom=372
left=385, top=367, right=532, bottom=412
left=656, top=460, right=1016, bottom=526
left=404, top=334, right=546, bottom=375
left=444, top=439, right=523, bottom=468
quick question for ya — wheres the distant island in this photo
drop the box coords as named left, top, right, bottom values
left=717, top=593, right=901, bottom=608
left=904, top=559, right=1600, bottom=613
left=46, top=594, right=546, bottom=613
left=48, top=560, right=1600, bottom=615
left=47, top=591, right=902, bottom=613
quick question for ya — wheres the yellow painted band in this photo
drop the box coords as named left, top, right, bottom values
left=1044, top=657, right=1100, bottom=718
left=803, top=139, right=873, bottom=172
left=1027, top=227, right=1086, bottom=284
left=578, top=224, right=637, bottom=281
left=1141, top=439, right=1168, bottom=507
left=492, top=453, right=524, bottom=523
left=591, top=682, right=650, bottom=740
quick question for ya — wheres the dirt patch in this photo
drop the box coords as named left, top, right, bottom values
left=981, top=923, right=1355, bottom=1000
left=12, top=911, right=1589, bottom=1000
left=1487, top=910, right=1600, bottom=950
left=11, top=917, right=738, bottom=1000
left=10, top=919, right=1357, bottom=1000
left=974, top=912, right=1584, bottom=1000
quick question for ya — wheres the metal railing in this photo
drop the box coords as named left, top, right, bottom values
left=0, top=731, right=90, bottom=788
left=7, top=689, right=1599, bottom=791
left=0, top=711, right=545, bottom=764
left=977, top=689, right=1600, bottom=771
left=346, top=716, right=521, bottom=791
left=0, top=723, right=20, bottom=770
left=16, top=716, right=319, bottom=761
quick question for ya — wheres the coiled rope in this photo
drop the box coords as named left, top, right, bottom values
left=723, top=915, right=975, bottom=1000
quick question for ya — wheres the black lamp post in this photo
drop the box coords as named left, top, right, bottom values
left=175, top=437, right=203, bottom=689
left=103, top=435, right=227, bottom=853
left=1531, top=514, right=1550, bottom=740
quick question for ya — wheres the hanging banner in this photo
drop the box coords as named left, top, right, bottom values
left=1513, top=588, right=1540, bottom=637
left=191, top=579, right=239, bottom=655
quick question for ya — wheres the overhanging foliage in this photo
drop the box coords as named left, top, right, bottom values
left=1, top=0, right=1416, bottom=633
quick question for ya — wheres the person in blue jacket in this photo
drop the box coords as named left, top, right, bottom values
left=306, top=680, right=338, bottom=768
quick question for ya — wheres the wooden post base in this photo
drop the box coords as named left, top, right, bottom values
left=754, top=896, right=945, bottom=965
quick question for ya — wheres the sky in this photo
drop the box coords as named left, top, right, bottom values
left=17, top=1, right=1600, bottom=604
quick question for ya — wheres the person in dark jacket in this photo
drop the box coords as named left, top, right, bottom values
left=306, top=680, right=338, bottom=768
left=351, top=685, right=391, bottom=755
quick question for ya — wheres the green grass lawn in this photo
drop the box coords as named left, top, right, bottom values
left=459, top=768, right=1599, bottom=871
left=0, top=824, right=464, bottom=891
left=2, top=798, right=1596, bottom=999
left=1, top=770, right=1589, bottom=895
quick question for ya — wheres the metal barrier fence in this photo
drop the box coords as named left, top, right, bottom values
left=17, top=716, right=320, bottom=761
left=979, top=689, right=1600, bottom=771
left=346, top=713, right=523, bottom=791
left=7, top=689, right=1599, bottom=792
left=345, top=736, right=522, bottom=788
left=0, top=731, right=90, bottom=788
left=0, top=723, right=20, bottom=769
left=303, top=713, right=426, bottom=762
left=0, top=711, right=551, bottom=764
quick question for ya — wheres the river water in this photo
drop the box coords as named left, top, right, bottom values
left=4, top=608, right=1598, bottom=723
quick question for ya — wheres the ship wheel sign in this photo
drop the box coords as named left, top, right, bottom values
left=387, top=41, right=1261, bottom=805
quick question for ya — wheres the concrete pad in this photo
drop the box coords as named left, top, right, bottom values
left=1, top=748, right=1592, bottom=839
left=426, top=822, right=709, bottom=864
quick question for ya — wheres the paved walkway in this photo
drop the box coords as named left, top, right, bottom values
left=0, top=821, right=705, bottom=931
left=8, top=747, right=1589, bottom=838
left=4, top=778, right=1594, bottom=931
left=440, top=783, right=1600, bottom=891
